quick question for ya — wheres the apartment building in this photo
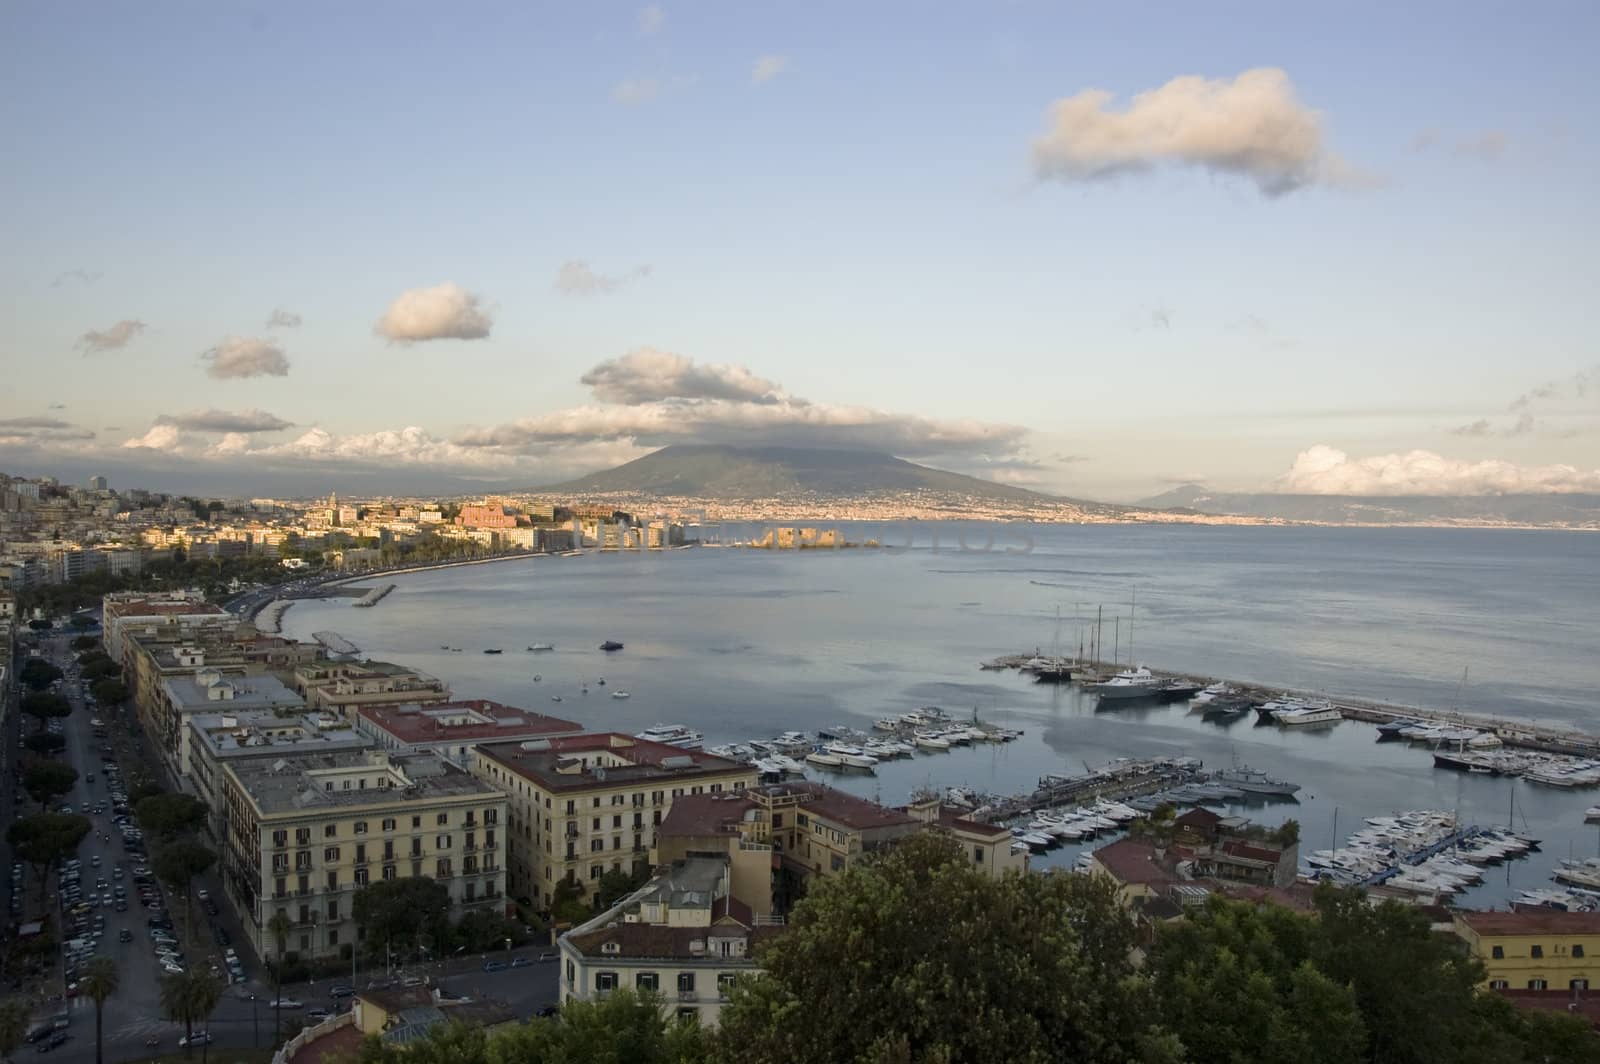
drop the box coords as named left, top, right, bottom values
left=558, top=857, right=779, bottom=1027
left=163, top=669, right=306, bottom=770
left=185, top=708, right=373, bottom=834
left=292, top=660, right=450, bottom=719
left=103, top=591, right=230, bottom=665
left=353, top=701, right=582, bottom=768
left=1453, top=910, right=1599, bottom=991
left=220, top=750, right=508, bottom=960
left=470, top=735, right=756, bottom=909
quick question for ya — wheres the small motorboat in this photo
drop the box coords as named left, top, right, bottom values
left=528, top=644, right=555, bottom=652
left=1586, top=806, right=1600, bottom=822
left=612, top=691, right=631, bottom=700
left=551, top=695, right=563, bottom=703
left=483, top=649, right=503, bottom=655
left=599, top=640, right=624, bottom=652
left=597, top=678, right=606, bottom=686
left=532, top=674, right=541, bottom=682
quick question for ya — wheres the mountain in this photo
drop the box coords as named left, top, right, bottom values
left=541, top=444, right=1063, bottom=504
left=1138, top=484, right=1600, bottom=527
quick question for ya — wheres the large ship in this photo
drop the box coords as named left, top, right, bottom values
left=1088, top=666, right=1163, bottom=701
left=634, top=724, right=704, bottom=750
left=1212, top=766, right=1301, bottom=796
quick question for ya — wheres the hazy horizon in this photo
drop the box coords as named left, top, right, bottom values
left=3, top=2, right=1597, bottom=500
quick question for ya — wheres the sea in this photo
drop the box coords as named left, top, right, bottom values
left=278, top=523, right=1600, bottom=907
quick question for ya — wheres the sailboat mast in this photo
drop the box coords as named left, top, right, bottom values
left=1113, top=617, right=1120, bottom=666
left=1129, top=585, right=1136, bottom=666
left=1096, top=606, right=1104, bottom=667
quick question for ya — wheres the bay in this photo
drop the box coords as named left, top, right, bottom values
left=279, top=523, right=1600, bottom=906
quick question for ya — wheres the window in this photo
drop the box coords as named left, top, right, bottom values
left=1530, top=945, right=1543, bottom=959
left=383, top=842, right=394, bottom=861
left=327, top=900, right=338, bottom=921
left=354, top=821, right=368, bottom=835
left=1489, top=979, right=1508, bottom=990
left=1491, top=946, right=1504, bottom=959
left=592, top=797, right=601, bottom=808
left=592, top=817, right=601, bottom=831
left=298, top=874, right=310, bottom=894
left=676, top=1008, right=698, bottom=1023
left=772, top=814, right=783, bottom=828
left=324, top=847, right=340, bottom=862
left=677, top=972, right=695, bottom=993
left=382, top=865, right=396, bottom=881
left=1575, top=945, right=1587, bottom=959
left=295, top=851, right=312, bottom=871
left=636, top=972, right=659, bottom=990
left=411, top=839, right=423, bottom=857
left=591, top=839, right=604, bottom=852
left=566, top=958, right=575, bottom=982
left=326, top=871, right=338, bottom=891
left=590, top=864, right=603, bottom=880
left=596, top=971, right=618, bottom=992
left=295, top=827, right=311, bottom=845
left=355, top=867, right=369, bottom=886
left=973, top=846, right=985, bottom=864
left=382, top=818, right=396, bottom=832
left=796, top=814, right=808, bottom=827
left=435, top=859, right=451, bottom=878
left=717, top=973, right=737, bottom=996
left=412, top=815, right=421, bottom=828
left=298, top=904, right=310, bottom=924
left=1573, top=979, right=1590, bottom=990
left=272, top=829, right=288, bottom=848
left=437, top=813, right=449, bottom=826
left=1528, top=979, right=1547, bottom=990
left=831, top=854, right=845, bottom=872
left=565, top=800, right=575, bottom=815
left=272, top=854, right=288, bottom=873
left=612, top=815, right=622, bottom=829
left=328, top=929, right=339, bottom=946
left=324, top=824, right=337, bottom=838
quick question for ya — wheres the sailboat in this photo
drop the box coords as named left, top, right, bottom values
left=1033, top=605, right=1076, bottom=683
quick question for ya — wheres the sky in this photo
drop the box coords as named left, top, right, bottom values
left=2, top=1, right=1597, bottom=501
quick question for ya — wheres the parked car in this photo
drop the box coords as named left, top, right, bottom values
left=269, top=998, right=303, bottom=1009
left=510, top=956, right=531, bottom=969
left=178, top=1032, right=212, bottom=1048
left=482, top=960, right=508, bottom=973
left=329, top=985, right=355, bottom=999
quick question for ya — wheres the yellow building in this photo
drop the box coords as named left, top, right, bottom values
left=470, top=734, right=756, bottom=909
left=292, top=659, right=450, bottom=719
left=1452, top=910, right=1599, bottom=991
left=220, top=749, right=508, bottom=960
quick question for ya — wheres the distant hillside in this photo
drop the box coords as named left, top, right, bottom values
left=542, top=444, right=1061, bottom=504
left=1139, top=484, right=1600, bottom=527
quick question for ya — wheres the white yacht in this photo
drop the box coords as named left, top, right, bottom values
left=805, top=750, right=845, bottom=768
left=1088, top=666, right=1163, bottom=701
left=825, top=743, right=880, bottom=770
left=914, top=732, right=951, bottom=751
left=769, top=754, right=807, bottom=774
left=872, top=718, right=900, bottom=732
left=611, top=690, right=631, bottom=699
left=1272, top=703, right=1342, bottom=727
left=528, top=643, right=555, bottom=652
left=634, top=724, right=705, bottom=750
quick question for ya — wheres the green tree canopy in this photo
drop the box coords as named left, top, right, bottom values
left=158, top=969, right=224, bottom=1049
left=136, top=793, right=209, bottom=840
left=71, top=635, right=100, bottom=651
left=22, top=760, right=79, bottom=806
left=90, top=678, right=129, bottom=705
left=81, top=957, right=120, bottom=1064
left=128, top=780, right=167, bottom=805
left=24, top=732, right=67, bottom=755
left=20, top=659, right=63, bottom=688
left=82, top=657, right=121, bottom=681
left=153, top=839, right=216, bottom=892
left=0, top=997, right=33, bottom=1059
left=77, top=650, right=112, bottom=669
left=550, top=877, right=591, bottom=926
left=718, top=833, right=1170, bottom=1064
left=8, top=812, right=91, bottom=887
left=353, top=877, right=452, bottom=958
left=595, top=865, right=651, bottom=910
left=21, top=691, right=72, bottom=723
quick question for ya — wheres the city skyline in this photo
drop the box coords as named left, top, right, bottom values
left=3, top=2, right=1597, bottom=500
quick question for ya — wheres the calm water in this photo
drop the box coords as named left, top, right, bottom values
left=281, top=524, right=1600, bottom=905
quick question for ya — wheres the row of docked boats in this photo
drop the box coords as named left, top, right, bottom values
left=1428, top=746, right=1600, bottom=787
left=1303, top=810, right=1538, bottom=896
left=1377, top=718, right=1502, bottom=748
left=1012, top=800, right=1143, bottom=853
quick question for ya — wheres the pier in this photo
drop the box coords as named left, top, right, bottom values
left=984, top=654, right=1600, bottom=759
left=312, top=630, right=360, bottom=656
left=976, top=757, right=1203, bottom=822
left=352, top=583, right=396, bottom=608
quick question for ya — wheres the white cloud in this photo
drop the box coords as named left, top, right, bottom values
left=202, top=337, right=291, bottom=379
left=0, top=417, right=95, bottom=444
left=122, top=424, right=185, bottom=452
left=752, top=54, right=789, bottom=85
left=156, top=408, right=294, bottom=433
left=265, top=307, right=303, bottom=329
left=1277, top=444, right=1600, bottom=496
left=248, top=426, right=518, bottom=470
left=77, top=319, right=146, bottom=353
left=374, top=282, right=493, bottom=343
left=612, top=78, right=660, bottom=105
left=580, top=348, right=784, bottom=405
left=638, top=4, right=664, bottom=34
left=1032, top=67, right=1365, bottom=197
left=555, top=260, right=653, bottom=295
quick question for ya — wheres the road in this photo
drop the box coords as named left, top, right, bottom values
left=6, top=633, right=559, bottom=1063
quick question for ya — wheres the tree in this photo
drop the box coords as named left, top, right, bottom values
left=129, top=780, right=167, bottom=805
left=353, top=878, right=451, bottom=961
left=80, top=957, right=120, bottom=1064
left=1146, top=896, right=1365, bottom=1064
left=1272, top=819, right=1301, bottom=848
left=550, top=877, right=591, bottom=926
left=0, top=996, right=33, bottom=1061
left=22, top=760, right=78, bottom=807
left=159, top=969, right=223, bottom=1054
left=19, top=658, right=63, bottom=690
left=23, top=733, right=66, bottom=755
left=76, top=651, right=112, bottom=670
left=90, top=679, right=129, bottom=705
left=267, top=910, right=292, bottom=1042
left=136, top=793, right=209, bottom=840
left=596, top=865, right=650, bottom=909
left=82, top=658, right=121, bottom=681
left=152, top=839, right=216, bottom=935
left=7, top=812, right=91, bottom=895
left=1128, top=802, right=1178, bottom=851
left=718, top=833, right=1169, bottom=1064
left=71, top=635, right=99, bottom=651
left=20, top=692, right=71, bottom=724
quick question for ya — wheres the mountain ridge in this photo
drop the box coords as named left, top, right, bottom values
left=1138, top=484, right=1600, bottom=527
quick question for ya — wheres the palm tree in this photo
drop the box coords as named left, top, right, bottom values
left=0, top=997, right=33, bottom=1062
left=267, top=909, right=293, bottom=1041
left=80, top=957, right=120, bottom=1064
left=159, top=969, right=223, bottom=1057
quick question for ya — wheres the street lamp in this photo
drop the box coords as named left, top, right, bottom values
left=250, top=994, right=258, bottom=1047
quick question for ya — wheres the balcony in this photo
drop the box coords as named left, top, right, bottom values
left=677, top=991, right=698, bottom=1002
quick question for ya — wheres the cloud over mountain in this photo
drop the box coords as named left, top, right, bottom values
left=1032, top=68, right=1361, bottom=197
left=580, top=348, right=785, bottom=405
left=77, top=319, right=146, bottom=353
left=155, top=408, right=294, bottom=433
left=374, top=282, right=493, bottom=343
left=202, top=337, right=291, bottom=379
left=1277, top=444, right=1600, bottom=495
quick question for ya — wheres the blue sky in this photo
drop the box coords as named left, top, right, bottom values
left=2, top=1, right=1596, bottom=498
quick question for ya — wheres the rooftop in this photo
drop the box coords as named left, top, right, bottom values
left=566, top=921, right=781, bottom=961
left=104, top=597, right=226, bottom=619
left=1455, top=909, right=1600, bottom=936
left=189, top=709, right=371, bottom=758
left=634, top=857, right=731, bottom=912
left=656, top=793, right=758, bottom=838
left=754, top=781, right=918, bottom=832
left=476, top=734, right=750, bottom=792
left=1092, top=838, right=1177, bottom=887
left=163, top=670, right=305, bottom=712
left=226, top=749, right=499, bottom=815
left=357, top=700, right=581, bottom=745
